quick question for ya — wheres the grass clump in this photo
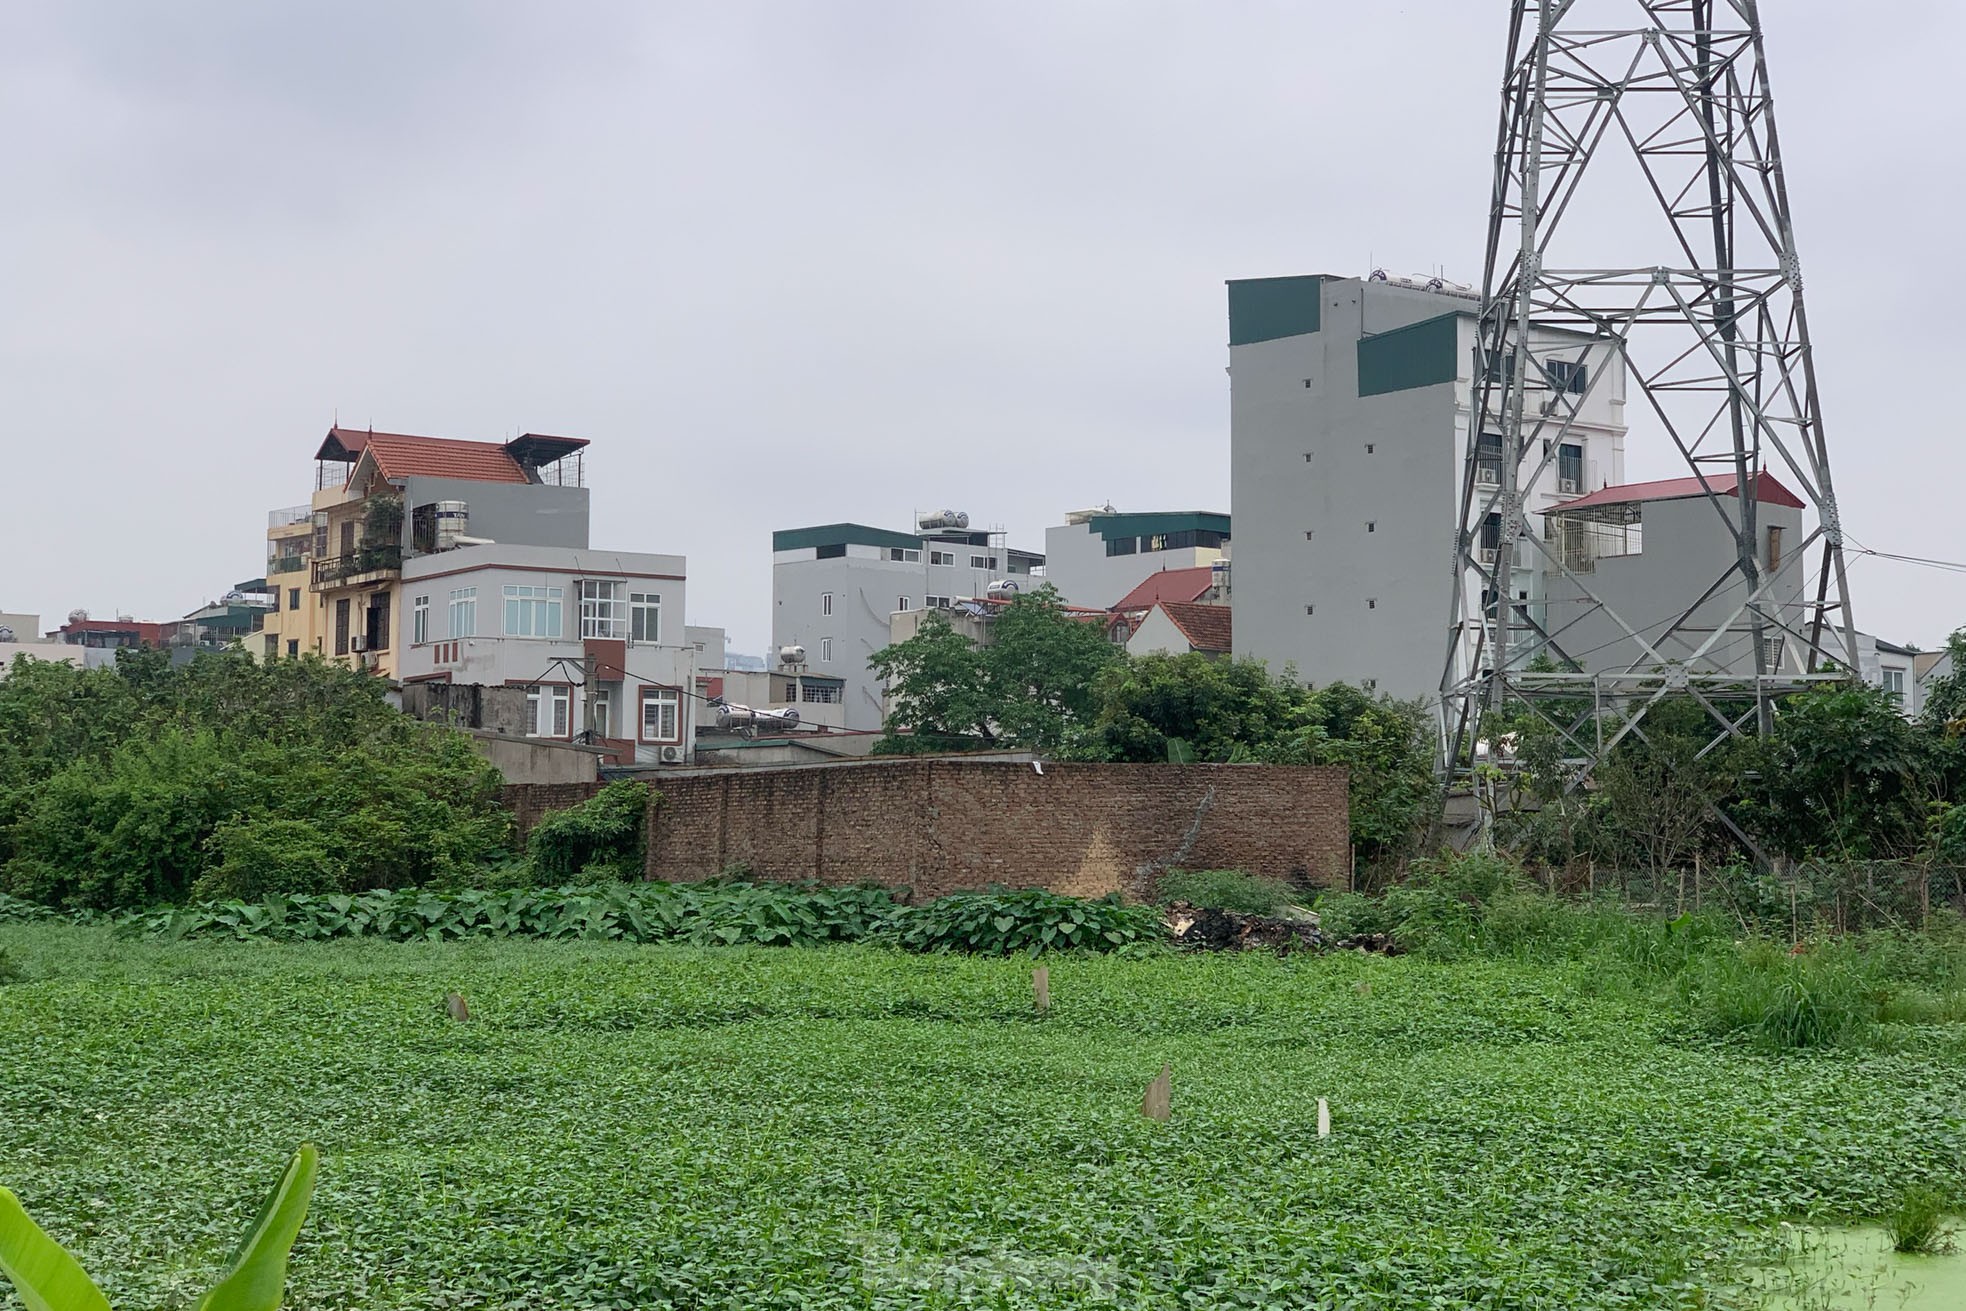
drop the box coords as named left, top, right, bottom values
left=0, top=946, right=18, bottom=985
left=1887, top=1184, right=1956, bottom=1254
left=1154, top=869, right=1298, bottom=916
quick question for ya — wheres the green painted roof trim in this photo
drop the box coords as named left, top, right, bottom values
left=1357, top=312, right=1463, bottom=397
left=1227, top=276, right=1323, bottom=345
left=773, top=523, right=924, bottom=553
left=1085, top=511, right=1231, bottom=543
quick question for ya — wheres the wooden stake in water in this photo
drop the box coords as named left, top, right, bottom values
left=1317, top=1098, right=1331, bottom=1138
left=445, top=992, right=470, bottom=1023
left=1141, top=1064, right=1172, bottom=1122
left=1032, top=966, right=1050, bottom=1014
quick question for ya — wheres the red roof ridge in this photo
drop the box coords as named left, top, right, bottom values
left=1555, top=470, right=1805, bottom=513
left=1156, top=600, right=1233, bottom=653
left=1111, top=566, right=1217, bottom=612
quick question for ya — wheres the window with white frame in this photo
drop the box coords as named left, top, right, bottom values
left=1882, top=669, right=1906, bottom=699
left=929, top=550, right=955, bottom=566
left=889, top=547, right=921, bottom=563
left=412, top=595, right=430, bottom=645
left=970, top=555, right=995, bottom=570
left=897, top=596, right=914, bottom=612
left=503, top=585, right=563, bottom=638
left=579, top=579, right=626, bottom=638
left=448, top=587, right=476, bottom=639
left=801, top=683, right=842, bottom=704
left=821, top=592, right=834, bottom=617
left=630, top=592, right=661, bottom=643
left=525, top=685, right=571, bottom=738
left=592, top=686, right=613, bottom=738
left=820, top=637, right=833, bottom=662
left=640, top=687, right=681, bottom=743
left=926, top=595, right=953, bottom=609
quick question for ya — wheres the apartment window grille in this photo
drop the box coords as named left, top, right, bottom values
left=579, top=579, right=626, bottom=638
left=448, top=587, right=476, bottom=639
left=502, top=585, right=563, bottom=638
left=629, top=592, right=661, bottom=643
left=1545, top=359, right=1589, bottom=393
left=525, top=685, right=571, bottom=738
left=639, top=688, right=681, bottom=743
left=1761, top=637, right=1786, bottom=673
left=1558, top=442, right=1585, bottom=494
left=412, top=595, right=430, bottom=645
left=801, top=683, right=842, bottom=704
left=334, top=598, right=351, bottom=655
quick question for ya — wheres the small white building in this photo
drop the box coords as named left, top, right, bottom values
left=0, top=612, right=85, bottom=675
left=397, top=544, right=698, bottom=765
left=1043, top=509, right=1230, bottom=610
left=1854, top=633, right=1924, bottom=719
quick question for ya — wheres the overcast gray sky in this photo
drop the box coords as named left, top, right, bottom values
left=3, top=1, right=1962, bottom=656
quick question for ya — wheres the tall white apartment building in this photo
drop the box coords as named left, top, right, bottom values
left=1228, top=271, right=1629, bottom=699
left=772, top=516, right=1045, bottom=731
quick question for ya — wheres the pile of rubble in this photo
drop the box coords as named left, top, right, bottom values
left=1162, top=902, right=1401, bottom=955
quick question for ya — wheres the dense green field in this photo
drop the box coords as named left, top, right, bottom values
left=2, top=926, right=1962, bottom=1310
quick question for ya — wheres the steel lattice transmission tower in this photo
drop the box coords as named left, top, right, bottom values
left=1440, top=0, right=1861, bottom=796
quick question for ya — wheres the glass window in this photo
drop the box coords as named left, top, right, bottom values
left=334, top=598, right=350, bottom=655
left=929, top=550, right=956, bottom=566
left=820, top=637, right=833, bottom=662
left=1558, top=442, right=1584, bottom=491
left=592, top=687, right=613, bottom=738
left=640, top=688, right=681, bottom=743
left=1105, top=537, right=1137, bottom=557
left=926, top=595, right=952, bottom=609
left=1882, top=669, right=1905, bottom=699
left=448, top=587, right=476, bottom=639
left=889, top=547, right=920, bottom=562
left=630, top=592, right=661, bottom=643
left=288, top=588, right=301, bottom=611
left=970, top=554, right=990, bottom=569
left=821, top=592, right=833, bottom=617
left=286, top=639, right=299, bottom=658
left=897, top=596, right=914, bottom=612
left=801, top=683, right=842, bottom=704
left=579, top=579, right=626, bottom=638
left=1546, top=359, right=1589, bottom=393
left=524, top=686, right=572, bottom=738
left=503, top=585, right=563, bottom=638
left=412, top=595, right=430, bottom=645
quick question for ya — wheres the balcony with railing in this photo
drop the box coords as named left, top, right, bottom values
left=311, top=546, right=402, bottom=590
left=268, top=504, right=313, bottom=530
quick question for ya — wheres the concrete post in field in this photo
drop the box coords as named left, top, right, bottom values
left=1141, top=1064, right=1171, bottom=1122
left=1032, top=966, right=1050, bottom=1014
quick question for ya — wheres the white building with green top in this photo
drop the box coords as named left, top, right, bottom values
left=772, top=518, right=1045, bottom=731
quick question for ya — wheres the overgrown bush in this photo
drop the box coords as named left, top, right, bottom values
left=0, top=652, right=508, bottom=910
left=1154, top=869, right=1298, bottom=916
left=527, top=781, right=652, bottom=882
left=0, top=947, right=18, bottom=986
left=1676, top=940, right=1879, bottom=1051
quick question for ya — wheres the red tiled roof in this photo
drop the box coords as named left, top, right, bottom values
left=363, top=432, right=530, bottom=484
left=1111, top=566, right=1217, bottom=612
left=1157, top=601, right=1233, bottom=654
left=1556, top=470, right=1805, bottom=513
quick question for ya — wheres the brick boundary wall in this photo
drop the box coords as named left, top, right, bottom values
left=640, top=759, right=1349, bottom=901
left=500, top=781, right=603, bottom=842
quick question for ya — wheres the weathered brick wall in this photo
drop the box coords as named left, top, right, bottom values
left=644, top=760, right=1348, bottom=899
left=500, top=781, right=603, bottom=841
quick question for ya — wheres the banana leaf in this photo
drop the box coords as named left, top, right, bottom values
left=0, top=1187, right=113, bottom=1311
left=193, top=1144, right=318, bottom=1311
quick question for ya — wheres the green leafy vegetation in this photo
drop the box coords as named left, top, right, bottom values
left=524, top=780, right=652, bottom=882
left=3, top=923, right=1963, bottom=1309
left=125, top=882, right=1161, bottom=956
left=1154, top=869, right=1299, bottom=916
left=1887, top=1184, right=1956, bottom=1255
left=0, top=1143, right=315, bottom=1311
left=0, top=651, right=508, bottom=911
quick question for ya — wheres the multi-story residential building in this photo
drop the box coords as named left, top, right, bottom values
left=773, top=515, right=1045, bottom=731
left=396, top=544, right=696, bottom=765
left=1043, top=508, right=1230, bottom=610
left=1537, top=473, right=1807, bottom=680
left=1228, top=271, right=1629, bottom=698
left=261, top=426, right=591, bottom=674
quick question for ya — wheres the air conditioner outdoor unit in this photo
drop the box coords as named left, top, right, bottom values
left=350, top=635, right=368, bottom=653
left=1559, top=478, right=1581, bottom=494
left=1475, top=467, right=1500, bottom=487
left=1477, top=548, right=1499, bottom=566
left=658, top=745, right=685, bottom=764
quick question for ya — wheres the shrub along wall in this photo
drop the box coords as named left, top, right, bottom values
left=642, top=758, right=1350, bottom=900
